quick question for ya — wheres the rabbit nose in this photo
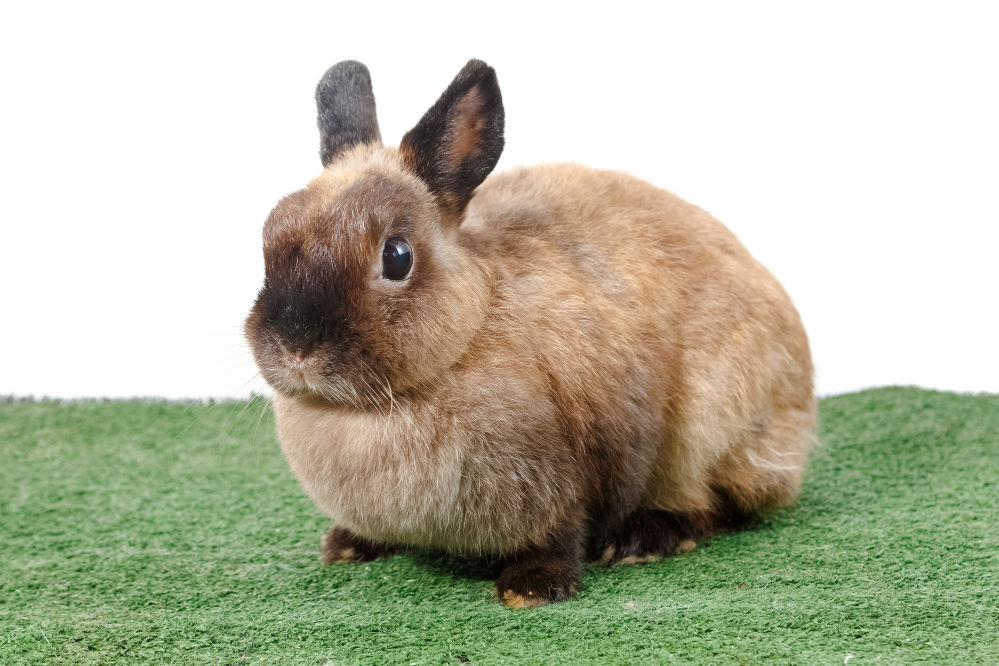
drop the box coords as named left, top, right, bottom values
left=289, top=350, right=315, bottom=370
left=287, top=351, right=312, bottom=379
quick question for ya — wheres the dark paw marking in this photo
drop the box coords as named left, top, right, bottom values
left=495, top=562, right=580, bottom=609
left=589, top=510, right=706, bottom=565
left=320, top=526, right=394, bottom=564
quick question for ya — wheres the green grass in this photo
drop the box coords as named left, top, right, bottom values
left=1, top=387, right=997, bottom=664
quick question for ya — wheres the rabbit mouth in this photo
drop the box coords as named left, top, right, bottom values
left=273, top=356, right=333, bottom=397
left=245, top=305, right=395, bottom=409
left=265, top=350, right=393, bottom=409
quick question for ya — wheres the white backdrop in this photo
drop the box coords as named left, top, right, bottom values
left=1, top=2, right=996, bottom=399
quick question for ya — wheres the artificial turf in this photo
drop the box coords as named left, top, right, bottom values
left=1, top=387, right=997, bottom=664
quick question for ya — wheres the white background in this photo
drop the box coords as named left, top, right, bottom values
left=1, top=2, right=997, bottom=399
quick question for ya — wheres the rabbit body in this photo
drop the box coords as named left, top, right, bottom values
left=247, top=60, right=815, bottom=607
left=272, top=158, right=814, bottom=555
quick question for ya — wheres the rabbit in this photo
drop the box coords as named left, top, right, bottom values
left=245, top=59, right=816, bottom=609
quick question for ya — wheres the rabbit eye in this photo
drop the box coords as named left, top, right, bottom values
left=382, top=237, right=412, bottom=280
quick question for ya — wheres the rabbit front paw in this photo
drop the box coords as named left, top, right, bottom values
left=495, top=551, right=581, bottom=608
left=320, top=526, right=396, bottom=564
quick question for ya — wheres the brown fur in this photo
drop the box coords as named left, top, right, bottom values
left=246, top=60, right=816, bottom=608
left=448, top=87, right=486, bottom=163
left=321, top=526, right=397, bottom=563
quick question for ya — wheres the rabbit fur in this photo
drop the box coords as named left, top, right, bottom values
left=245, top=59, right=816, bottom=608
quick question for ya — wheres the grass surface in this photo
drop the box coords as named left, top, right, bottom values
left=1, top=387, right=997, bottom=664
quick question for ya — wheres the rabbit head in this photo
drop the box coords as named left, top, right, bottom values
left=245, top=60, right=504, bottom=406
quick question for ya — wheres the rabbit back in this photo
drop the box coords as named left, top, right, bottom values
left=464, top=163, right=816, bottom=521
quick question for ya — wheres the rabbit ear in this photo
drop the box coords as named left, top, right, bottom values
left=316, top=61, right=382, bottom=167
left=400, top=59, right=504, bottom=219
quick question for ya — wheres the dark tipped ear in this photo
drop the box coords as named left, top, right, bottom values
left=400, top=59, right=504, bottom=219
left=316, top=61, right=382, bottom=167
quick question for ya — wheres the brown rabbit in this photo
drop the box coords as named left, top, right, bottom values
left=245, top=59, right=815, bottom=608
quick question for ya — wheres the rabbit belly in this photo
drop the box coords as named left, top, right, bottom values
left=272, top=394, right=576, bottom=555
